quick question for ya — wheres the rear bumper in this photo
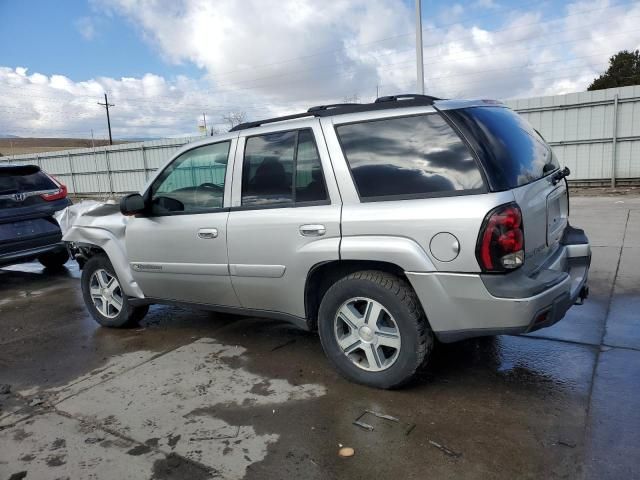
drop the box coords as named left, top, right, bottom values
left=406, top=226, right=591, bottom=342
left=0, top=239, right=66, bottom=267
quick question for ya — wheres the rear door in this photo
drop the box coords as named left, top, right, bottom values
left=126, top=139, right=240, bottom=306
left=226, top=121, right=341, bottom=319
left=0, top=165, right=68, bottom=256
left=443, top=106, right=568, bottom=270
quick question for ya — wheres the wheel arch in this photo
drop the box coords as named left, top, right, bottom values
left=304, top=259, right=409, bottom=331
left=65, top=226, right=144, bottom=298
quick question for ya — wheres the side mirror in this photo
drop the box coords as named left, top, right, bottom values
left=120, top=193, right=146, bottom=216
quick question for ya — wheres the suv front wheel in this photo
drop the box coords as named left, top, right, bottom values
left=318, top=270, right=433, bottom=389
left=81, top=254, right=149, bottom=328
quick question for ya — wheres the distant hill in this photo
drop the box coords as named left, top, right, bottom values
left=0, top=137, right=130, bottom=157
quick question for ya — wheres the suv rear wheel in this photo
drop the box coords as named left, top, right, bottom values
left=81, top=254, right=148, bottom=328
left=318, top=270, right=433, bottom=389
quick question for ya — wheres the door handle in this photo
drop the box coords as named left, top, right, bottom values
left=198, top=228, right=218, bottom=239
left=299, top=224, right=326, bottom=236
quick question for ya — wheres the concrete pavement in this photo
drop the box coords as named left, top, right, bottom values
left=0, top=194, right=639, bottom=479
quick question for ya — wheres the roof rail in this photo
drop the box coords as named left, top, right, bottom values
left=307, top=103, right=360, bottom=113
left=229, top=111, right=316, bottom=132
left=374, top=94, right=441, bottom=104
left=230, top=93, right=442, bottom=132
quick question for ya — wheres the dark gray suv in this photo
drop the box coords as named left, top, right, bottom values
left=0, top=164, right=70, bottom=268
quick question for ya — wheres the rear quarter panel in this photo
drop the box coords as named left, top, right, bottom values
left=339, top=193, right=515, bottom=272
left=320, top=113, right=515, bottom=273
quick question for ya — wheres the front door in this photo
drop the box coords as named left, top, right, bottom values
left=226, top=122, right=341, bottom=319
left=126, top=139, right=240, bottom=307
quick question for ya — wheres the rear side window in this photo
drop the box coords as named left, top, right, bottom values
left=335, top=114, right=484, bottom=201
left=242, top=129, right=328, bottom=206
left=446, top=106, right=559, bottom=189
left=0, top=167, right=56, bottom=195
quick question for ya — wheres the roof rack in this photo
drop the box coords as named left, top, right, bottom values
left=229, top=93, right=442, bottom=131
left=374, top=94, right=441, bottom=104
left=307, top=103, right=360, bottom=113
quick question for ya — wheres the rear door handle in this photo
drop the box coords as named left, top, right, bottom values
left=299, top=224, right=326, bottom=236
left=198, top=228, right=218, bottom=239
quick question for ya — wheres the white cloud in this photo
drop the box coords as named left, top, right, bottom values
left=0, top=67, right=258, bottom=138
left=2, top=0, right=640, bottom=138
left=75, top=17, right=97, bottom=40
left=474, top=0, right=499, bottom=9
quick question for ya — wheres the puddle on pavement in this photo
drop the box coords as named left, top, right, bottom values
left=0, top=337, right=326, bottom=480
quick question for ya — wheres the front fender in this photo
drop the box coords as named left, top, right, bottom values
left=64, top=223, right=144, bottom=299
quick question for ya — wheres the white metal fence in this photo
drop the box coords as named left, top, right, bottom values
left=505, top=85, right=640, bottom=187
left=2, top=85, right=640, bottom=194
left=0, top=137, right=198, bottom=196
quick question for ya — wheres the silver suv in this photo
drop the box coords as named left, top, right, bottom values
left=66, top=94, right=591, bottom=389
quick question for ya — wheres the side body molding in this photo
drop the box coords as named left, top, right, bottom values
left=64, top=225, right=144, bottom=298
left=340, top=235, right=436, bottom=272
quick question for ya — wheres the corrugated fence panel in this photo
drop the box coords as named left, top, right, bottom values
left=2, top=85, right=640, bottom=190
left=108, top=148, right=145, bottom=172
left=0, top=136, right=198, bottom=194
left=505, top=84, right=640, bottom=183
left=72, top=151, right=109, bottom=173
left=112, top=171, right=148, bottom=192
left=73, top=173, right=111, bottom=194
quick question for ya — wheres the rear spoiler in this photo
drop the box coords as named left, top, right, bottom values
left=0, top=164, right=41, bottom=176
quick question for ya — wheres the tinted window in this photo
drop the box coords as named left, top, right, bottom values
left=295, top=130, right=328, bottom=202
left=447, top=106, right=559, bottom=189
left=151, top=142, right=230, bottom=214
left=336, top=114, right=483, bottom=200
left=242, top=129, right=327, bottom=206
left=0, top=168, right=56, bottom=195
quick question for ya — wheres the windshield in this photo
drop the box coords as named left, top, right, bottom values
left=445, top=106, right=559, bottom=190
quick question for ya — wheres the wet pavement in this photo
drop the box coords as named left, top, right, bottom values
left=0, top=195, right=639, bottom=479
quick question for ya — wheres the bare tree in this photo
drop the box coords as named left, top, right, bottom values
left=342, top=93, right=361, bottom=104
left=222, top=111, right=247, bottom=130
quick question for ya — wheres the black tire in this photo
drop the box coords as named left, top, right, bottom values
left=81, top=254, right=149, bottom=328
left=318, top=270, right=433, bottom=389
left=38, top=248, right=70, bottom=270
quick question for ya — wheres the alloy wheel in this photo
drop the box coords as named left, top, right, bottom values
left=89, top=269, right=123, bottom=319
left=333, top=297, right=401, bottom=372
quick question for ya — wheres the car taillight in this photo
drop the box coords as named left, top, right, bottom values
left=476, top=202, right=524, bottom=272
left=40, top=174, right=68, bottom=201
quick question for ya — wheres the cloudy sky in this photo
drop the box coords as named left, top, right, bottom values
left=1, top=0, right=639, bottom=139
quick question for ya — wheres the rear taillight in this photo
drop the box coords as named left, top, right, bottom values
left=40, top=174, right=68, bottom=201
left=476, top=202, right=524, bottom=272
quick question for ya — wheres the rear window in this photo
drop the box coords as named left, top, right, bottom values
left=446, top=107, right=559, bottom=189
left=0, top=167, right=56, bottom=195
left=335, top=114, right=484, bottom=201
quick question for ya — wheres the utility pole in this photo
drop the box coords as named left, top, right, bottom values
left=415, top=0, right=424, bottom=94
left=98, top=93, right=114, bottom=145
left=202, top=113, right=207, bottom=133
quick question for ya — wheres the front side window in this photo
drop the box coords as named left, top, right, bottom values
left=150, top=141, right=230, bottom=214
left=336, top=114, right=484, bottom=201
left=241, top=129, right=328, bottom=206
